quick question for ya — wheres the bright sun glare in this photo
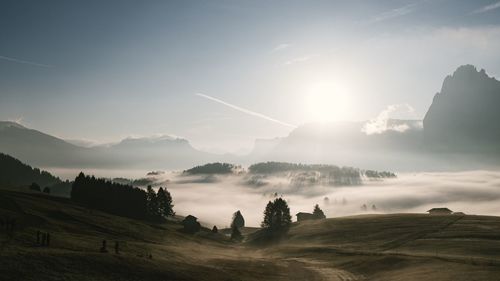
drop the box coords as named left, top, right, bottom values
left=306, top=81, right=353, bottom=122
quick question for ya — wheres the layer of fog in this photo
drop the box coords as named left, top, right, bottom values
left=45, top=168, right=500, bottom=228
left=167, top=171, right=500, bottom=228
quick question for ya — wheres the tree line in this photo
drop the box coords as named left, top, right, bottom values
left=248, top=161, right=396, bottom=179
left=71, top=172, right=173, bottom=220
left=363, top=170, right=396, bottom=178
left=0, top=153, right=61, bottom=188
left=226, top=199, right=326, bottom=243
left=183, top=162, right=239, bottom=175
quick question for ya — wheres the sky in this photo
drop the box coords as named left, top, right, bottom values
left=1, top=0, right=500, bottom=154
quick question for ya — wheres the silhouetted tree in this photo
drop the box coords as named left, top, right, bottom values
left=372, top=204, right=377, bottom=211
left=261, top=198, right=292, bottom=230
left=262, top=201, right=274, bottom=228
left=157, top=187, right=174, bottom=217
left=231, top=210, right=245, bottom=229
left=231, top=225, right=243, bottom=241
left=30, top=182, right=40, bottom=192
left=146, top=185, right=158, bottom=217
left=313, top=204, right=326, bottom=219
left=361, top=204, right=367, bottom=211
left=212, top=225, right=218, bottom=233
left=43, top=187, right=50, bottom=194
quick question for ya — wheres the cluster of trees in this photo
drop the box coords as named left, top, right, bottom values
left=249, top=162, right=358, bottom=174
left=289, top=169, right=362, bottom=187
left=183, top=162, right=240, bottom=175
left=249, top=162, right=317, bottom=174
left=0, top=153, right=61, bottom=187
left=71, top=172, right=173, bottom=220
left=146, top=186, right=174, bottom=218
left=261, top=198, right=292, bottom=229
left=361, top=204, right=377, bottom=211
left=364, top=170, right=396, bottom=178
left=248, top=162, right=396, bottom=186
left=112, top=177, right=156, bottom=187
left=29, top=183, right=51, bottom=194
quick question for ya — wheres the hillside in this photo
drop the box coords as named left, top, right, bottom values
left=0, top=189, right=330, bottom=281
left=252, top=214, right=500, bottom=280
left=0, top=153, right=61, bottom=187
left=2, top=188, right=500, bottom=281
left=0, top=153, right=72, bottom=197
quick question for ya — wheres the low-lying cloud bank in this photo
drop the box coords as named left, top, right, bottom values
left=167, top=170, right=500, bottom=227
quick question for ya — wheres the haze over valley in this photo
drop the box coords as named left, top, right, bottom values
left=2, top=1, right=500, bottom=280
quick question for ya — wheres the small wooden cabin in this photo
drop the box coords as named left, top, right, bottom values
left=296, top=212, right=316, bottom=222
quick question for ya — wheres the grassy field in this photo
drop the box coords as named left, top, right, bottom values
left=1, top=189, right=500, bottom=281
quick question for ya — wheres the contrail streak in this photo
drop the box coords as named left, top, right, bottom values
left=0, top=55, right=53, bottom=68
left=196, top=93, right=296, bottom=128
left=472, top=1, right=500, bottom=14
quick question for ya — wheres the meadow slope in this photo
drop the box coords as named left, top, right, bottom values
left=1, top=189, right=500, bottom=281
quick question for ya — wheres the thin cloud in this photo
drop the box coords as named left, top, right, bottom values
left=272, top=43, right=291, bottom=52
left=7, top=116, right=24, bottom=124
left=284, top=54, right=318, bottom=65
left=472, top=1, right=500, bottom=14
left=196, top=93, right=296, bottom=128
left=0, top=55, right=53, bottom=68
left=368, top=3, right=416, bottom=23
left=6, top=116, right=24, bottom=125
left=362, top=104, right=416, bottom=135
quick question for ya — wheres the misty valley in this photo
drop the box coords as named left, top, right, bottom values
left=3, top=1, right=500, bottom=280
left=3, top=64, right=500, bottom=281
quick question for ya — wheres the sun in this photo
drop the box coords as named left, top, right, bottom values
left=305, top=81, right=353, bottom=122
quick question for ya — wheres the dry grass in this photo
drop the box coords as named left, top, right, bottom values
left=2, top=189, right=500, bottom=280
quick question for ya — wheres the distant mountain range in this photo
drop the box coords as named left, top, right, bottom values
left=1, top=65, right=499, bottom=171
left=0, top=121, right=216, bottom=169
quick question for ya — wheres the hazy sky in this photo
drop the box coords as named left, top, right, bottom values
left=1, top=0, right=500, bottom=153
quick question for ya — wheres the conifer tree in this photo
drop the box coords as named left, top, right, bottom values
left=146, top=185, right=158, bottom=217
left=231, top=210, right=245, bottom=228
left=157, top=187, right=175, bottom=217
left=261, top=201, right=274, bottom=228
left=231, top=225, right=243, bottom=241
left=312, top=204, right=326, bottom=219
left=261, top=198, right=291, bottom=229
